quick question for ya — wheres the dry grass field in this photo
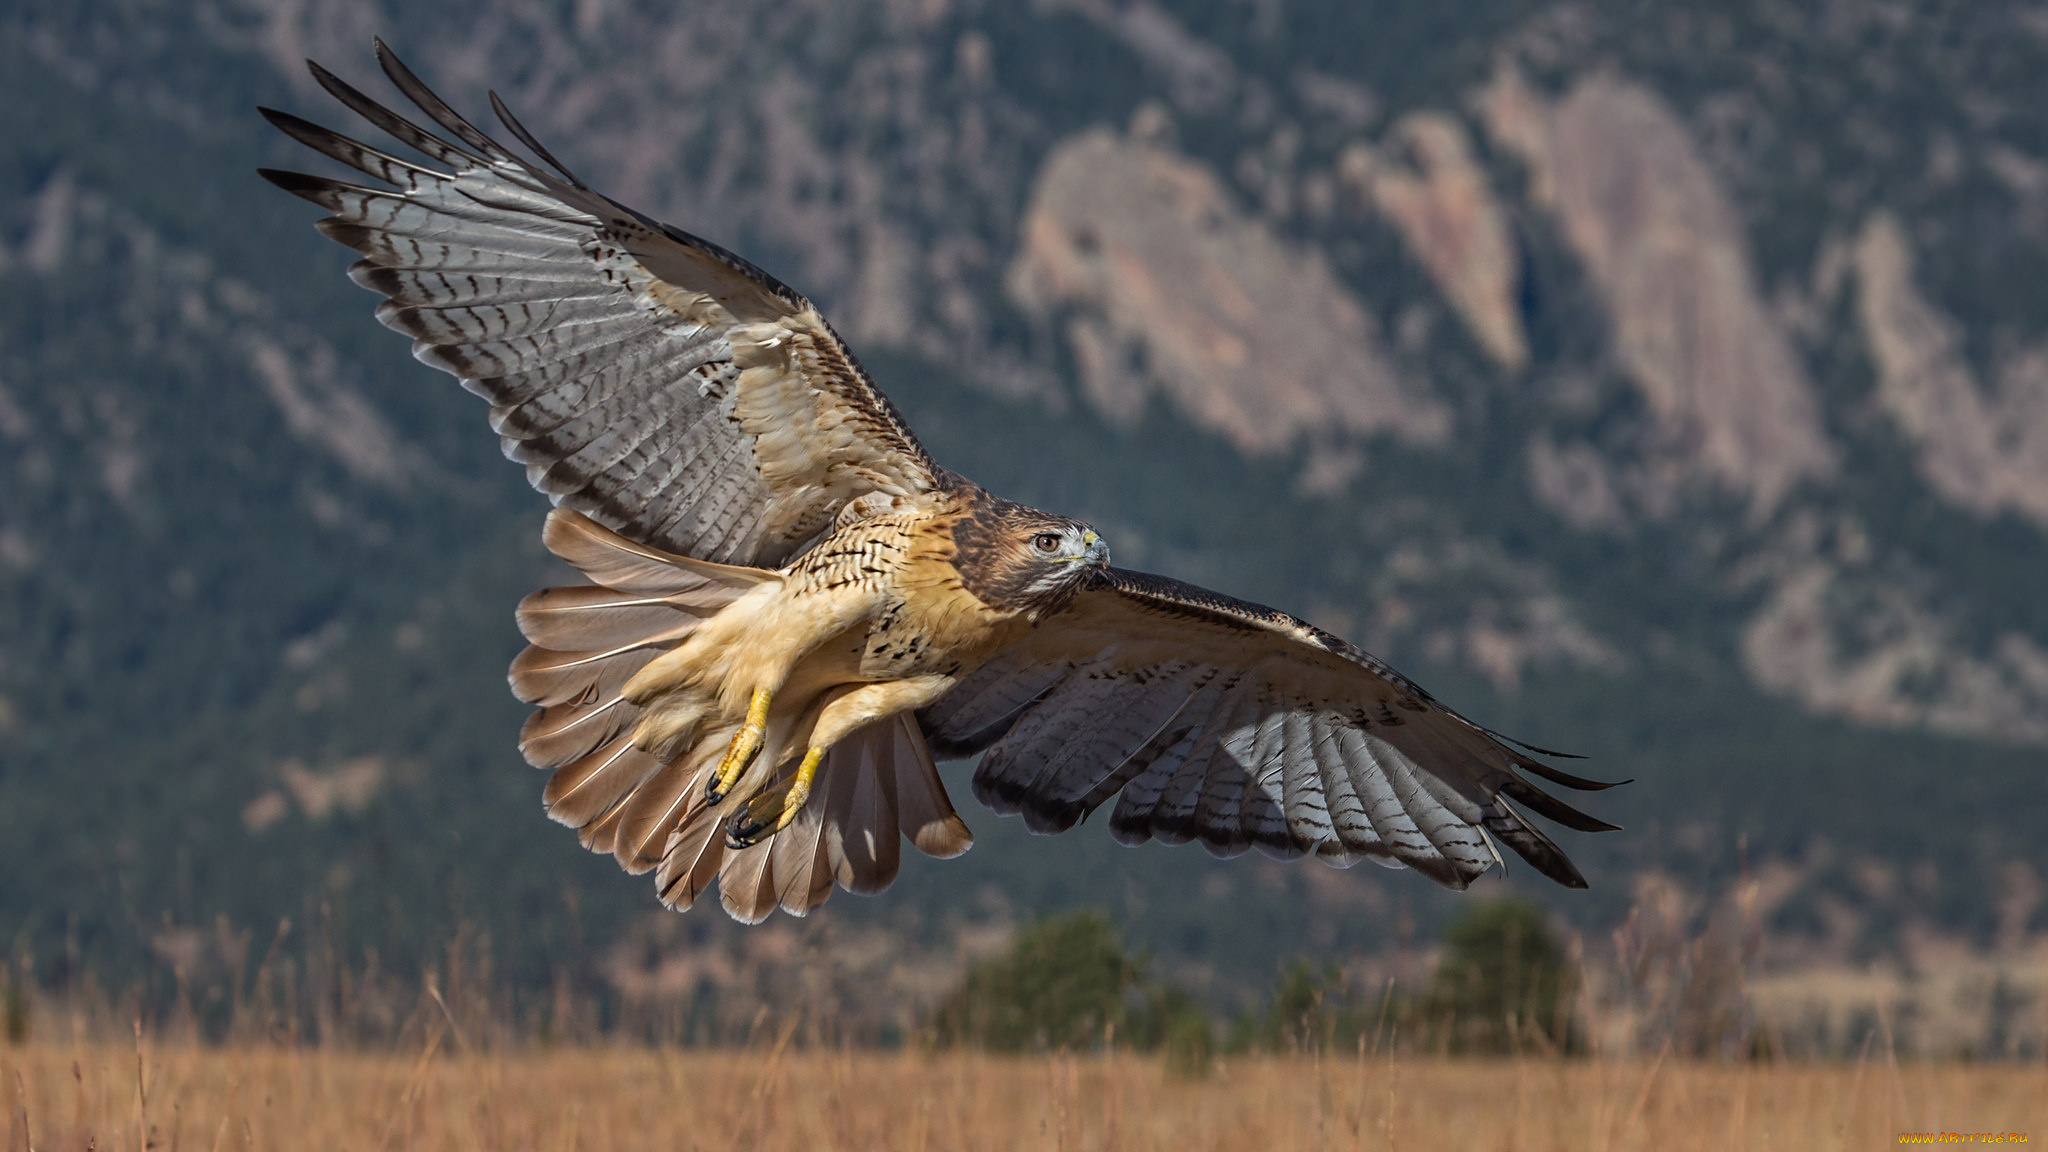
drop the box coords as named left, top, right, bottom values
left=4, top=1036, right=2043, bottom=1152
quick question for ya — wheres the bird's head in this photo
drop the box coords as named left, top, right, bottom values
left=951, top=492, right=1110, bottom=619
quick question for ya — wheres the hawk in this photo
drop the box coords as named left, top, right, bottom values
left=261, top=42, right=1620, bottom=923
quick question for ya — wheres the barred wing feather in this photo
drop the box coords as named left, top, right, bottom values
left=922, top=569, right=1620, bottom=890
left=259, top=39, right=939, bottom=567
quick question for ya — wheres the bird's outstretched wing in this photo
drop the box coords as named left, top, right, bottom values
left=260, top=40, right=940, bottom=567
left=920, top=568, right=1621, bottom=889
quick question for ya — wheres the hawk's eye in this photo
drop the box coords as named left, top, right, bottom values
left=1032, top=531, right=1063, bottom=555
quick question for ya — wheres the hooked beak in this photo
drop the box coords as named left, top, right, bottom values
left=1080, top=530, right=1109, bottom=568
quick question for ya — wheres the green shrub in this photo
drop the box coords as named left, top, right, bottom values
left=923, top=910, right=1215, bottom=1074
left=1159, top=1003, right=1215, bottom=1078
left=924, top=911, right=1138, bottom=1053
left=1130, top=985, right=1214, bottom=1077
left=1420, top=900, right=1578, bottom=1055
left=1229, top=957, right=1383, bottom=1055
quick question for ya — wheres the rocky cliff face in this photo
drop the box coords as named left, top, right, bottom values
left=1854, top=211, right=2048, bottom=531
left=1479, top=67, right=1838, bottom=517
left=1340, top=112, right=1528, bottom=374
left=1741, top=549, right=2048, bottom=743
left=1008, top=125, right=1446, bottom=457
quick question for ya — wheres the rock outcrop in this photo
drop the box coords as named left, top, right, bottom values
left=1479, top=68, right=1836, bottom=514
left=1853, top=212, right=2048, bottom=530
left=1340, top=112, right=1529, bottom=372
left=1009, top=127, right=1447, bottom=456
left=1742, top=554, right=2048, bottom=743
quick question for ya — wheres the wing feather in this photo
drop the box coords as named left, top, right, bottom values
left=1071, top=667, right=1217, bottom=815
left=1229, top=704, right=1293, bottom=860
left=925, top=568, right=1619, bottom=891
left=1307, top=710, right=1380, bottom=862
left=1154, top=688, right=1259, bottom=850
left=1277, top=710, right=1333, bottom=854
left=1105, top=671, right=1238, bottom=844
left=971, top=663, right=1178, bottom=832
left=263, top=42, right=943, bottom=568
left=306, top=58, right=487, bottom=169
left=489, top=341, right=725, bottom=438
left=919, top=651, right=1069, bottom=759
left=353, top=264, right=605, bottom=304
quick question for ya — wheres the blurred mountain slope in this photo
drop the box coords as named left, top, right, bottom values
left=2, top=0, right=2045, bottom=1001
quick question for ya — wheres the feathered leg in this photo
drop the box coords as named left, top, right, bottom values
left=722, top=674, right=954, bottom=845
left=708, top=687, right=773, bottom=803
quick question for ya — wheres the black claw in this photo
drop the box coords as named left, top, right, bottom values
left=705, top=780, right=727, bottom=806
left=724, top=812, right=766, bottom=849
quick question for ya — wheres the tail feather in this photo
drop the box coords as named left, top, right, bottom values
left=769, top=796, right=835, bottom=916
left=519, top=697, right=634, bottom=771
left=611, top=743, right=719, bottom=874
left=516, top=584, right=713, bottom=652
left=509, top=643, right=662, bottom=707
left=541, top=734, right=662, bottom=830
left=577, top=794, right=630, bottom=856
left=718, top=840, right=779, bottom=924
left=824, top=727, right=904, bottom=895
left=655, top=803, right=726, bottom=911
left=541, top=506, right=771, bottom=596
left=515, top=509, right=763, bottom=866
left=643, top=716, right=970, bottom=920
left=888, top=716, right=973, bottom=859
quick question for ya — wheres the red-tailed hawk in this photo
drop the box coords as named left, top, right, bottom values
left=261, top=42, right=1620, bottom=923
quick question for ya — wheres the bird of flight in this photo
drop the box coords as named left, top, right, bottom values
left=261, top=42, right=1620, bottom=924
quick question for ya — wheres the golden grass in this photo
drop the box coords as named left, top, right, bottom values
left=5, top=1038, right=2044, bottom=1151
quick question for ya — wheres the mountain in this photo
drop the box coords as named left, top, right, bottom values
left=3, top=0, right=2045, bottom=1048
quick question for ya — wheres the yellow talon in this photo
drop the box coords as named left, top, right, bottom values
left=775, top=746, right=826, bottom=832
left=708, top=688, right=773, bottom=804
left=726, top=745, right=827, bottom=848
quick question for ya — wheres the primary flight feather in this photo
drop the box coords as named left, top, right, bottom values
left=261, top=41, right=1620, bottom=924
